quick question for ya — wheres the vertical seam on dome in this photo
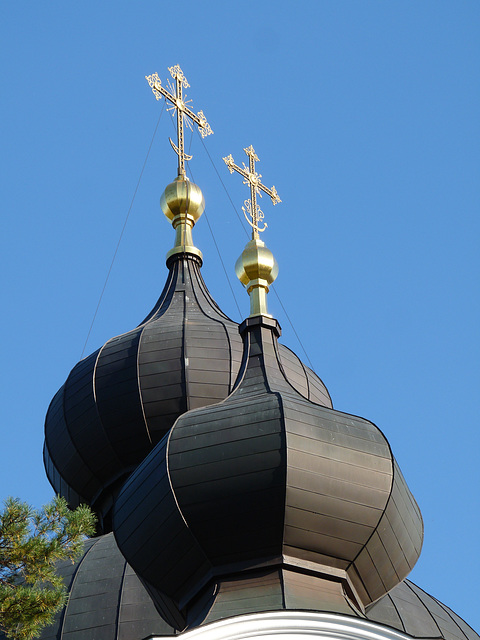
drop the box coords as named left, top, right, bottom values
left=273, top=340, right=306, bottom=396
left=343, top=584, right=368, bottom=619
left=373, top=592, right=406, bottom=634
left=58, top=537, right=102, bottom=638
left=230, top=330, right=250, bottom=393
left=435, top=596, right=472, bottom=640
left=138, top=258, right=184, bottom=444
left=298, top=352, right=311, bottom=400
left=43, top=392, right=81, bottom=503
left=60, top=357, right=106, bottom=499
left=193, top=257, right=233, bottom=321
left=187, top=256, right=236, bottom=327
left=404, top=581, right=444, bottom=638
left=136, top=323, right=153, bottom=445
left=114, top=555, right=129, bottom=640
left=181, top=286, right=188, bottom=411
left=93, top=341, right=135, bottom=462
left=138, top=260, right=177, bottom=325
left=164, top=427, right=215, bottom=579
left=345, top=447, right=395, bottom=602
left=276, top=391, right=288, bottom=573
left=185, top=257, right=240, bottom=395
left=279, top=567, right=286, bottom=609
left=388, top=592, right=406, bottom=633
left=224, top=323, right=234, bottom=391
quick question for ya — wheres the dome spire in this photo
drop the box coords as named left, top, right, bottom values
left=224, top=145, right=281, bottom=316
left=146, top=64, right=213, bottom=262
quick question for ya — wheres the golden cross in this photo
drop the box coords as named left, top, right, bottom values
left=223, top=145, right=281, bottom=239
left=146, top=65, right=213, bottom=177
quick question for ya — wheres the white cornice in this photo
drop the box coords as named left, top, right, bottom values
left=149, top=611, right=418, bottom=640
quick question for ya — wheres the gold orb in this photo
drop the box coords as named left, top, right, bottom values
left=235, top=238, right=279, bottom=288
left=160, top=176, right=205, bottom=223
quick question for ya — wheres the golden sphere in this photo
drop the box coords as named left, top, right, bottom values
left=235, top=238, right=279, bottom=287
left=160, top=176, right=205, bottom=223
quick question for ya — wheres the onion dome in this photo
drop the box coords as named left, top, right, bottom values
left=113, top=233, right=423, bottom=626
left=43, top=175, right=332, bottom=534
left=113, top=313, right=423, bottom=624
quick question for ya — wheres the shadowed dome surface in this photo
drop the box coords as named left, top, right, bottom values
left=44, top=251, right=332, bottom=534
left=113, top=315, right=423, bottom=624
left=1, top=533, right=476, bottom=640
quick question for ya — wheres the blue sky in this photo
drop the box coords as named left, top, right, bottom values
left=1, top=0, right=479, bottom=632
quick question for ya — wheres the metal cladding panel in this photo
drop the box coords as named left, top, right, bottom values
left=276, top=344, right=309, bottom=396
left=95, top=330, right=151, bottom=461
left=365, top=591, right=405, bottom=631
left=353, top=459, right=423, bottom=604
left=286, top=486, right=382, bottom=529
left=113, top=317, right=424, bottom=613
left=64, top=351, right=126, bottom=486
left=43, top=445, right=80, bottom=508
left=366, top=580, right=480, bottom=640
left=287, top=466, right=389, bottom=510
left=357, top=532, right=398, bottom=602
left=388, top=581, right=442, bottom=637
left=185, top=318, right=232, bottom=405
left=304, top=365, right=333, bottom=407
left=283, top=571, right=355, bottom=614
left=277, top=343, right=332, bottom=408
left=445, top=609, right=480, bottom=640
left=406, top=582, right=468, bottom=640
left=44, top=383, right=101, bottom=503
left=194, top=570, right=285, bottom=626
left=44, top=254, right=332, bottom=532
left=283, top=544, right=350, bottom=571
left=114, top=437, right=212, bottom=605
left=189, top=570, right=358, bottom=628
left=28, top=533, right=177, bottom=640
left=32, top=538, right=98, bottom=640
left=390, top=460, right=423, bottom=554
left=168, top=393, right=287, bottom=566
left=138, top=296, right=187, bottom=440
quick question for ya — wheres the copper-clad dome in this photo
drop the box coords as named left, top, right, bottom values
left=113, top=314, right=423, bottom=623
left=43, top=178, right=332, bottom=534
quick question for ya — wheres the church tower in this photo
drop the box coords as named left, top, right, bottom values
left=10, top=65, right=479, bottom=640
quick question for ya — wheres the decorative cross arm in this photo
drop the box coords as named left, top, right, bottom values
left=146, top=65, right=213, bottom=177
left=223, top=145, right=281, bottom=239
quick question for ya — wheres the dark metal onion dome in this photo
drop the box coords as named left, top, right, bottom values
left=43, top=176, right=332, bottom=534
left=113, top=314, right=423, bottom=627
left=1, top=533, right=475, bottom=640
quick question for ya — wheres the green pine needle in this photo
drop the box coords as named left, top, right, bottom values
left=0, top=497, right=96, bottom=640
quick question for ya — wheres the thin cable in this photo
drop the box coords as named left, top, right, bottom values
left=197, top=133, right=249, bottom=239
left=80, top=107, right=165, bottom=358
left=270, top=285, right=315, bottom=371
left=187, top=162, right=243, bottom=319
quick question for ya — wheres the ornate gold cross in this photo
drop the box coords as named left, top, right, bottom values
left=223, top=145, right=281, bottom=239
left=146, top=65, right=213, bottom=177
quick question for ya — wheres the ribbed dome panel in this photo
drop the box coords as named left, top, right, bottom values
left=113, top=316, right=422, bottom=616
left=44, top=253, right=332, bottom=533
left=95, top=329, right=150, bottom=461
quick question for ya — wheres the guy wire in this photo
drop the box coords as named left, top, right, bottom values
left=186, top=156, right=243, bottom=320
left=80, top=105, right=165, bottom=358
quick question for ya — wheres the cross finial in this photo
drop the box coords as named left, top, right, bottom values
left=146, top=65, right=213, bottom=177
left=223, top=145, right=281, bottom=239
